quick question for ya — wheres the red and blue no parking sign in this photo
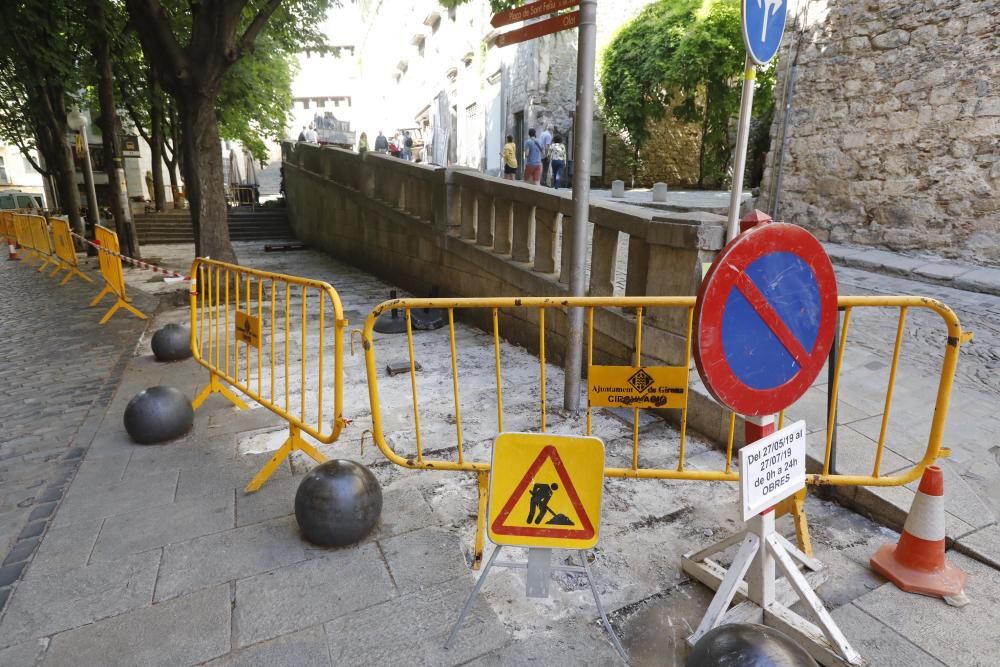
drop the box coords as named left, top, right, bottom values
left=693, top=223, right=838, bottom=416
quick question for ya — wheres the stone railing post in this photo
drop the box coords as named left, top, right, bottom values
left=360, top=155, right=375, bottom=198
left=642, top=213, right=725, bottom=336
left=460, top=184, right=476, bottom=240
left=476, top=192, right=493, bottom=247
left=511, top=202, right=533, bottom=263
left=493, top=197, right=513, bottom=255
left=625, top=237, right=650, bottom=297
left=533, top=208, right=557, bottom=273
left=588, top=223, right=619, bottom=297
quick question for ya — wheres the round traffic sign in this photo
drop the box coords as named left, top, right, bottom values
left=742, top=0, right=788, bottom=65
left=693, top=222, right=837, bottom=416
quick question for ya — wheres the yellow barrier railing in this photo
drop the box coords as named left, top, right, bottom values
left=362, top=295, right=968, bottom=566
left=1, top=211, right=14, bottom=245
left=25, top=214, right=58, bottom=273
left=47, top=218, right=93, bottom=285
left=12, top=213, right=38, bottom=265
left=89, top=225, right=148, bottom=324
left=189, top=257, right=348, bottom=492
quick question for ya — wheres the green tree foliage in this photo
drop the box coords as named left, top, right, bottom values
left=600, top=0, right=775, bottom=187
left=599, top=0, right=699, bottom=155
left=217, top=39, right=298, bottom=163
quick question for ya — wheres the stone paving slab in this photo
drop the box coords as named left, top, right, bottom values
left=23, top=520, right=102, bottom=579
left=853, top=553, right=999, bottom=667
left=42, top=584, right=231, bottom=667
left=50, top=468, right=180, bottom=529
left=201, top=625, right=332, bottom=667
left=955, top=523, right=1000, bottom=569
left=232, top=543, right=395, bottom=647
left=953, top=267, right=1000, bottom=295
left=378, top=526, right=471, bottom=593
left=829, top=604, right=944, bottom=666
left=154, top=515, right=308, bottom=602
left=323, top=576, right=509, bottom=666
left=0, top=551, right=159, bottom=646
left=914, top=262, right=974, bottom=282
left=90, top=489, right=235, bottom=562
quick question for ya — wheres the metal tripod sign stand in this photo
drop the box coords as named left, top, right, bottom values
left=444, top=433, right=626, bottom=661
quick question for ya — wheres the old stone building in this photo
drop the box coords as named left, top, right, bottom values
left=353, top=0, right=700, bottom=184
left=760, top=0, right=999, bottom=265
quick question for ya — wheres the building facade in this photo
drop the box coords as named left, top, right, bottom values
left=353, top=0, right=659, bottom=181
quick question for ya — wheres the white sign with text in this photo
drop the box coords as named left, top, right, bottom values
left=740, top=420, right=806, bottom=520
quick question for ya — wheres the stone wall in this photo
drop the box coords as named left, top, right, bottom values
left=760, top=0, right=1000, bottom=265
left=602, top=111, right=704, bottom=188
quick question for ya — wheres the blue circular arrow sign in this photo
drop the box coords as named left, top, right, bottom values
left=742, top=0, right=788, bottom=65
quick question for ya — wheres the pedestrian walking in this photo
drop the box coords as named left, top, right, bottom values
left=539, top=125, right=553, bottom=186
left=297, top=126, right=307, bottom=142
left=549, top=135, right=567, bottom=189
left=523, top=129, right=543, bottom=185
left=358, top=132, right=369, bottom=154
left=305, top=125, right=318, bottom=143
left=502, top=135, right=518, bottom=181
left=401, top=131, right=413, bottom=161
left=374, top=130, right=389, bottom=153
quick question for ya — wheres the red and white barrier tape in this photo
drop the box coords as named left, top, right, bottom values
left=70, top=230, right=190, bottom=283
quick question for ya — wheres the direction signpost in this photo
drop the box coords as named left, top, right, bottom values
left=491, top=0, right=595, bottom=414
left=684, top=216, right=861, bottom=665
left=726, top=0, right=789, bottom=242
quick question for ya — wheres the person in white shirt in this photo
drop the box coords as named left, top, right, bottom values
left=305, top=125, right=318, bottom=143
left=539, top=126, right=553, bottom=186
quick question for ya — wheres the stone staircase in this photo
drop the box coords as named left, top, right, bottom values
left=133, top=207, right=295, bottom=244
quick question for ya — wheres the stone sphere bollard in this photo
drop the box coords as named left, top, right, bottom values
left=123, top=386, right=194, bottom=445
left=151, top=323, right=192, bottom=362
left=686, top=623, right=817, bottom=667
left=295, top=460, right=383, bottom=547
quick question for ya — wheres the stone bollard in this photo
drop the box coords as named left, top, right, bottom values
left=652, top=182, right=668, bottom=202
left=611, top=180, right=625, bottom=198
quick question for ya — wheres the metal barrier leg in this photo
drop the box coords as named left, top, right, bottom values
left=50, top=263, right=65, bottom=278
left=89, top=285, right=113, bottom=307
left=580, top=551, right=628, bottom=662
left=59, top=266, right=93, bottom=286
left=775, top=488, right=813, bottom=558
left=472, top=471, right=488, bottom=570
left=445, top=545, right=502, bottom=650
left=244, top=425, right=328, bottom=494
left=98, top=297, right=148, bottom=325
left=192, top=372, right=250, bottom=411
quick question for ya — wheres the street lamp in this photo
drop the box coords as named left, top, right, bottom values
left=66, top=109, right=101, bottom=234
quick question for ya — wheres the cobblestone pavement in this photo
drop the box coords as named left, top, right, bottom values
left=0, top=257, right=154, bottom=613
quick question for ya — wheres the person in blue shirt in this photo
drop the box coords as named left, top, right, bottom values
left=523, top=129, right=544, bottom=185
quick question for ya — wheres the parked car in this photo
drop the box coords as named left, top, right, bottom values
left=0, top=190, right=44, bottom=211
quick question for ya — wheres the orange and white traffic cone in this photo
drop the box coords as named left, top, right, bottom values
left=870, top=465, right=968, bottom=606
left=6, top=238, right=18, bottom=261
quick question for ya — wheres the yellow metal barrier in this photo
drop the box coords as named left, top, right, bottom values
left=189, top=258, right=348, bottom=492
left=47, top=218, right=93, bottom=286
left=89, top=225, right=148, bottom=324
left=1, top=211, right=14, bottom=244
left=12, top=214, right=38, bottom=265
left=26, top=214, right=58, bottom=273
left=362, top=296, right=968, bottom=566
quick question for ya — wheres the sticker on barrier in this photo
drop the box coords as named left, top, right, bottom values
left=588, top=364, right=687, bottom=410
left=693, top=222, right=838, bottom=416
left=488, top=433, right=604, bottom=550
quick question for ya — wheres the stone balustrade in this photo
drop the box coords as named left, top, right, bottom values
left=282, top=141, right=725, bottom=366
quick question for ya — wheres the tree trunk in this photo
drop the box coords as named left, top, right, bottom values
left=178, top=90, right=236, bottom=263
left=697, top=107, right=710, bottom=189
left=149, top=70, right=166, bottom=211
left=90, top=0, right=140, bottom=258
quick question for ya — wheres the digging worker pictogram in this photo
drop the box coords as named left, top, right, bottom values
left=526, top=482, right=574, bottom=526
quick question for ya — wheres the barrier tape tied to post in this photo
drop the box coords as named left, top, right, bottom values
left=69, top=230, right=190, bottom=283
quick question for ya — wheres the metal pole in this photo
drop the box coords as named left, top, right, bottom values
left=827, top=308, right=841, bottom=475
left=725, top=55, right=757, bottom=243
left=563, top=0, right=597, bottom=413
left=78, top=122, right=101, bottom=232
